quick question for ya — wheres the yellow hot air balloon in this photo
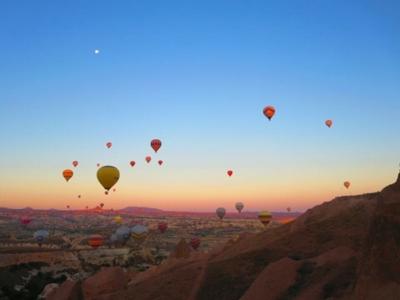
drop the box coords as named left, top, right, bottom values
left=114, top=215, right=123, bottom=224
left=97, top=166, right=120, bottom=191
left=258, top=210, right=272, bottom=226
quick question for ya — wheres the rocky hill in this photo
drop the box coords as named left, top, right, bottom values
left=45, top=173, right=400, bottom=300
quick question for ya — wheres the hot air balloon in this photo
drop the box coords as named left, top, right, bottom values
left=190, top=237, right=201, bottom=250
left=113, top=215, right=123, bottom=224
left=113, top=188, right=116, bottom=192
left=158, top=222, right=168, bottom=233
left=66, top=205, right=70, bottom=209
left=78, top=195, right=81, bottom=199
left=72, top=161, right=79, bottom=167
left=130, top=161, right=136, bottom=167
left=227, top=170, right=233, bottom=177
left=116, top=226, right=131, bottom=242
left=20, top=216, right=32, bottom=226
left=216, top=207, right=226, bottom=220
left=145, top=156, right=151, bottom=163
left=100, top=203, right=104, bottom=208
left=131, top=224, right=148, bottom=243
left=63, top=169, right=73, bottom=182
left=325, top=119, right=333, bottom=128
left=158, top=160, right=163, bottom=166
left=258, top=211, right=272, bottom=226
left=34, top=230, right=49, bottom=247
left=97, top=163, right=100, bottom=167
left=97, top=166, right=120, bottom=192
left=235, top=202, right=244, bottom=213
left=151, top=139, right=162, bottom=153
left=105, top=191, right=109, bottom=195
left=106, top=142, right=112, bottom=149
left=263, top=106, right=276, bottom=120
left=88, top=234, right=104, bottom=249
left=287, top=207, right=291, bottom=212
left=344, top=181, right=351, bottom=189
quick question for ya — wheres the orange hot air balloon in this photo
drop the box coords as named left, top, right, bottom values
left=130, top=161, right=136, bottom=167
left=63, top=169, right=73, bottom=182
left=151, top=139, right=162, bottom=153
left=344, top=181, right=351, bottom=189
left=72, top=160, right=79, bottom=167
left=88, top=234, right=104, bottom=248
left=106, top=142, right=112, bottom=149
left=263, top=106, right=276, bottom=120
left=227, top=170, right=233, bottom=177
left=158, top=160, right=163, bottom=166
left=145, top=156, right=151, bottom=163
left=325, top=119, right=333, bottom=128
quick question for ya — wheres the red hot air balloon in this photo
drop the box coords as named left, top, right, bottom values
left=227, top=170, right=233, bottom=177
left=20, top=216, right=32, bottom=226
left=190, top=237, right=201, bottom=250
left=72, top=161, right=79, bottom=167
left=158, top=160, right=163, bottom=166
left=100, top=203, right=104, bottom=208
left=145, top=156, right=151, bottom=163
left=325, top=119, right=333, bottom=128
left=263, top=106, right=276, bottom=120
left=88, top=234, right=104, bottom=249
left=344, top=181, right=351, bottom=189
left=130, top=161, right=136, bottom=167
left=151, top=139, right=162, bottom=153
left=106, top=142, right=112, bottom=149
left=158, top=222, right=168, bottom=233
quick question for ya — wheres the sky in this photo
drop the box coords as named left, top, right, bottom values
left=0, top=0, right=399, bottom=212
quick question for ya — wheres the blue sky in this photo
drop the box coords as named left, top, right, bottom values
left=0, top=0, right=399, bottom=210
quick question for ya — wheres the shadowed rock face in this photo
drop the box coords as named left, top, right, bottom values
left=46, top=174, right=400, bottom=300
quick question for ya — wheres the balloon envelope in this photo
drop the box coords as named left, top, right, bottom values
left=258, top=211, right=272, bottom=226
left=263, top=106, right=276, bottom=120
left=72, top=161, right=78, bottom=167
left=130, top=161, right=136, bottom=167
left=34, top=230, right=49, bottom=245
left=97, top=166, right=120, bottom=191
left=158, top=222, right=168, bottom=233
left=106, top=142, right=112, bottom=148
left=63, top=169, right=73, bottom=182
left=344, top=181, right=351, bottom=189
left=151, top=139, right=162, bottom=153
left=116, top=226, right=131, bottom=241
left=325, top=119, right=333, bottom=128
left=88, top=234, right=104, bottom=248
left=227, top=170, right=233, bottom=177
left=190, top=237, right=201, bottom=250
left=131, top=224, right=148, bottom=242
left=113, top=216, right=123, bottom=224
left=145, top=156, right=151, bottom=163
left=158, top=160, right=163, bottom=166
left=235, top=202, right=244, bottom=213
left=216, top=207, right=226, bottom=220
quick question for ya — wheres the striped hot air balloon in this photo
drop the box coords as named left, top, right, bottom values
left=258, top=211, right=272, bottom=227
